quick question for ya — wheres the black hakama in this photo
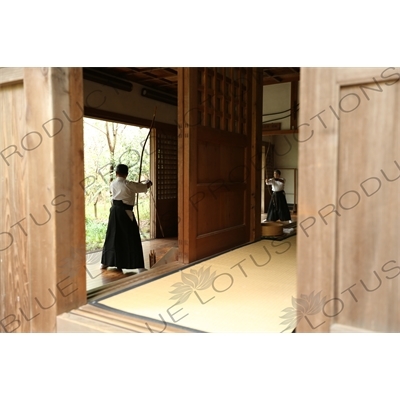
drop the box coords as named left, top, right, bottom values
left=101, top=200, right=145, bottom=269
left=267, top=190, right=291, bottom=222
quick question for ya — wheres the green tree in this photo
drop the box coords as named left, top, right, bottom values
left=83, top=118, right=151, bottom=250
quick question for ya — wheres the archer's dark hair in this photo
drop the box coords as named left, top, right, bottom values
left=274, top=169, right=281, bottom=176
left=116, top=164, right=129, bottom=176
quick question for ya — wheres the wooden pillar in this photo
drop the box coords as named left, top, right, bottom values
left=0, top=68, right=86, bottom=332
left=177, top=67, right=197, bottom=263
left=297, top=67, right=400, bottom=332
left=249, top=68, right=262, bottom=242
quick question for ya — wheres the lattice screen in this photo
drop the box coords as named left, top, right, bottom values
left=156, top=130, right=178, bottom=200
left=196, top=67, right=249, bottom=134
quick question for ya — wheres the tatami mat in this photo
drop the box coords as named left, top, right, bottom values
left=94, top=237, right=297, bottom=332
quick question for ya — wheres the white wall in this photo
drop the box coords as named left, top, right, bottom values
left=262, top=81, right=298, bottom=169
left=271, top=134, right=298, bottom=206
left=273, top=134, right=298, bottom=169
left=263, top=82, right=299, bottom=207
left=263, top=82, right=291, bottom=130
left=83, top=79, right=178, bottom=126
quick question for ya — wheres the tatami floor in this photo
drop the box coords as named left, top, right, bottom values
left=76, top=235, right=298, bottom=333
left=62, top=213, right=298, bottom=332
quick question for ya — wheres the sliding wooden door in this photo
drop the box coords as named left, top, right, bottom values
left=178, top=68, right=262, bottom=263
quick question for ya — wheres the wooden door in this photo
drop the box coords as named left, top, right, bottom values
left=0, top=68, right=86, bottom=332
left=297, top=67, right=400, bottom=332
left=178, top=68, right=262, bottom=263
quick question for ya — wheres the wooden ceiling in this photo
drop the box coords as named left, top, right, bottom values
left=83, top=67, right=300, bottom=99
left=262, top=67, right=300, bottom=85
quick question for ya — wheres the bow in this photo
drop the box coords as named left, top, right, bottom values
left=265, top=142, right=277, bottom=211
left=136, top=107, right=157, bottom=237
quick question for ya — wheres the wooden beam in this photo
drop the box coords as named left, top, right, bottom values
left=263, top=70, right=282, bottom=83
left=262, top=129, right=298, bottom=136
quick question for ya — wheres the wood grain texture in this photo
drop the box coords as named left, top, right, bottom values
left=297, top=67, right=400, bottom=332
left=249, top=68, right=263, bottom=242
left=178, top=68, right=262, bottom=263
left=52, top=67, right=86, bottom=316
left=334, top=79, right=400, bottom=332
left=0, top=68, right=86, bottom=332
left=58, top=304, right=191, bottom=333
left=0, top=79, right=30, bottom=333
left=0, top=67, right=23, bottom=86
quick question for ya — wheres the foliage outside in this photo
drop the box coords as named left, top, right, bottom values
left=83, top=117, right=151, bottom=252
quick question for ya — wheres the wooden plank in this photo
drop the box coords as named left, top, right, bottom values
left=84, top=106, right=176, bottom=133
left=330, top=323, right=375, bottom=333
left=196, top=124, right=247, bottom=146
left=57, top=304, right=191, bottom=333
left=196, top=225, right=248, bottom=260
left=334, top=76, right=400, bottom=332
left=88, top=260, right=186, bottom=300
left=15, top=67, right=86, bottom=332
left=178, top=68, right=198, bottom=263
left=79, top=305, right=188, bottom=332
left=297, top=68, right=339, bottom=333
left=23, top=68, right=59, bottom=332
left=70, top=309, right=151, bottom=332
left=297, top=67, right=400, bottom=333
left=57, top=312, right=136, bottom=333
left=262, top=129, right=298, bottom=136
left=0, top=67, right=23, bottom=86
left=0, top=79, right=31, bottom=333
left=177, top=67, right=186, bottom=262
left=85, top=238, right=179, bottom=292
left=55, top=67, right=86, bottom=315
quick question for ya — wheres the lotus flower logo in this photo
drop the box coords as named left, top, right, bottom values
left=279, top=291, right=326, bottom=332
left=169, top=266, right=217, bottom=305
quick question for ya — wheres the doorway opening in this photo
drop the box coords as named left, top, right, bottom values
left=83, top=117, right=152, bottom=253
left=82, top=116, right=179, bottom=295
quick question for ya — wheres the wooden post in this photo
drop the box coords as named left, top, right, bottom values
left=0, top=68, right=86, bottom=332
left=297, top=67, right=400, bottom=332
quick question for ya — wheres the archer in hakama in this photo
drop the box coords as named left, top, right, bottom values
left=265, top=169, right=291, bottom=222
left=100, top=164, right=152, bottom=272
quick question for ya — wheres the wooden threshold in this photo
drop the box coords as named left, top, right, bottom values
left=58, top=303, right=192, bottom=333
left=58, top=260, right=191, bottom=332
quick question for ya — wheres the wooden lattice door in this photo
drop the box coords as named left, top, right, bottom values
left=178, top=67, right=262, bottom=263
left=151, top=126, right=178, bottom=238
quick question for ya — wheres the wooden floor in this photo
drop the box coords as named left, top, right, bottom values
left=85, top=212, right=297, bottom=296
left=86, top=238, right=178, bottom=295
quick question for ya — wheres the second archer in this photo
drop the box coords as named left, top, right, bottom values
left=265, top=169, right=291, bottom=222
